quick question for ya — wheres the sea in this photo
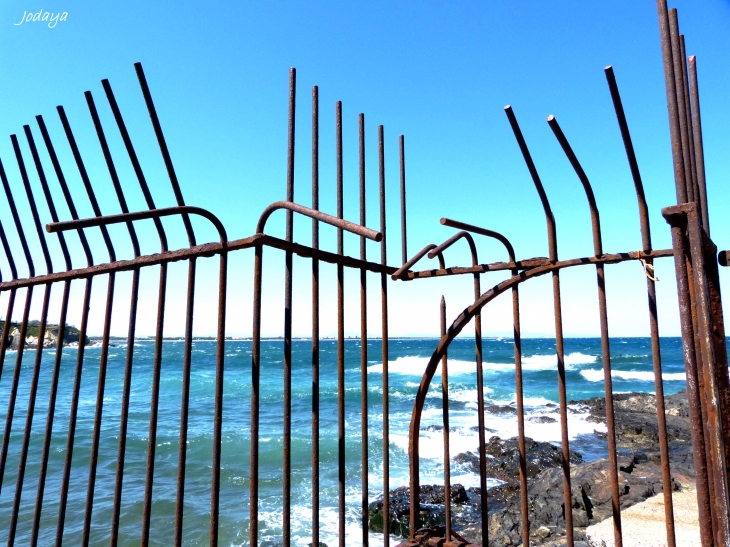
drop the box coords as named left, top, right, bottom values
left=0, top=336, right=688, bottom=546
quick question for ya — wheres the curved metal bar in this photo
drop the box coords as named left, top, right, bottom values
left=24, top=125, right=72, bottom=271
left=604, top=67, right=652, bottom=252
left=102, top=78, right=169, bottom=252
left=257, top=200, right=381, bottom=242
left=135, top=62, right=196, bottom=247
left=11, top=135, right=53, bottom=274
left=440, top=217, right=516, bottom=264
left=48, top=205, right=228, bottom=245
left=85, top=90, right=141, bottom=258
left=57, top=105, right=117, bottom=262
left=36, top=115, right=94, bottom=268
left=428, top=230, right=478, bottom=267
left=407, top=251, right=636, bottom=532
left=606, top=64, right=677, bottom=547
left=547, top=115, right=602, bottom=257
left=504, top=106, right=558, bottom=262
left=392, top=244, right=445, bottom=280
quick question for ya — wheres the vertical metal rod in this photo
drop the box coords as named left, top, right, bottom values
left=399, top=136, right=407, bottom=266
left=0, top=157, right=36, bottom=502
left=283, top=67, right=296, bottom=547
left=379, top=125, right=390, bottom=546
left=655, top=0, right=688, bottom=204
left=210, top=249, right=228, bottom=547
left=56, top=105, right=118, bottom=547
left=679, top=36, right=700, bottom=214
left=665, top=220, right=715, bottom=546
left=473, top=269, right=487, bottom=542
left=605, top=65, right=676, bottom=547
left=311, top=85, right=320, bottom=547
left=512, top=279, right=528, bottom=546
left=250, top=242, right=263, bottom=547
left=82, top=276, right=115, bottom=547
left=7, top=133, right=55, bottom=547
left=440, top=297, right=452, bottom=541
left=110, top=267, right=141, bottom=547
left=359, top=112, right=369, bottom=547
left=668, top=9, right=693, bottom=204
left=504, top=107, right=570, bottom=544
left=101, top=80, right=171, bottom=546
left=174, top=259, right=196, bottom=547
left=688, top=57, right=710, bottom=235
left=85, top=90, right=144, bottom=547
left=336, top=100, right=346, bottom=546
left=56, top=278, right=92, bottom=546
left=141, top=263, right=167, bottom=547
left=547, top=116, right=622, bottom=547
left=24, top=124, right=74, bottom=547
left=36, top=113, right=96, bottom=546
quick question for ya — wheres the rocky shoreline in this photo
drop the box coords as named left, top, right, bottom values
left=368, top=390, right=694, bottom=546
left=2, top=322, right=89, bottom=350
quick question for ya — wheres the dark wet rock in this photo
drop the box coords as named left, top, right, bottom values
left=454, top=436, right=583, bottom=482
left=367, top=484, right=469, bottom=537
left=485, top=404, right=516, bottom=414
left=380, top=391, right=695, bottom=545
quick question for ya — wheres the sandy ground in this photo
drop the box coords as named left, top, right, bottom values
left=585, top=486, right=701, bottom=547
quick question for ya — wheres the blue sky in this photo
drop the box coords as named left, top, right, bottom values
left=0, top=1, right=729, bottom=338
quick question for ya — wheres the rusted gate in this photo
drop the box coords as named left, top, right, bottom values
left=0, top=2, right=727, bottom=547
left=399, top=1, right=730, bottom=547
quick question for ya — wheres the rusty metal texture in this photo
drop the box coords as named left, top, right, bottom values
left=605, top=64, right=677, bottom=547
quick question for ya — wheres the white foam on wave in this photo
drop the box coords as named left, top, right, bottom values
left=368, top=352, right=596, bottom=376
left=580, top=369, right=686, bottom=383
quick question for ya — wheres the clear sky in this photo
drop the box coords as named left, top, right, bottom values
left=0, top=1, right=729, bottom=338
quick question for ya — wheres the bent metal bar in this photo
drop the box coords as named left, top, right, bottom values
left=0, top=2, right=728, bottom=546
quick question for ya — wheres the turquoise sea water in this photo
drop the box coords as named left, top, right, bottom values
left=0, top=337, right=688, bottom=546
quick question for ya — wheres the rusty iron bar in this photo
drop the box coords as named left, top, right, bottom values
left=101, top=77, right=180, bottom=546
left=135, top=62, right=196, bottom=247
left=56, top=106, right=120, bottom=547
left=0, top=156, right=36, bottom=509
left=283, top=67, right=296, bottom=547
left=656, top=0, right=688, bottom=204
left=679, top=35, right=702, bottom=221
left=440, top=296, right=452, bottom=541
left=380, top=124, right=391, bottom=547
left=257, top=200, right=382, bottom=242
left=392, top=245, right=445, bottom=279
left=505, top=105, right=572, bottom=546
left=668, top=9, right=694, bottom=204
left=336, top=99, right=346, bottom=546
left=665, top=204, right=730, bottom=546
left=36, top=113, right=96, bottom=546
left=427, top=227, right=490, bottom=540
left=7, top=133, right=56, bottom=547
left=24, top=124, right=75, bottom=547
left=400, top=135, right=407, bottom=266
left=662, top=204, right=715, bottom=546
left=688, top=57, right=710, bottom=235
left=605, top=64, right=677, bottom=547
left=548, top=115, right=623, bottom=546
left=360, top=112, right=369, bottom=546
left=311, top=84, right=321, bottom=547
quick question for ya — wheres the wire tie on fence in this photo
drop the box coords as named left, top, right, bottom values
left=638, top=251, right=659, bottom=282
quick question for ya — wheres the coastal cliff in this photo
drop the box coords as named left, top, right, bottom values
left=0, top=321, right=88, bottom=350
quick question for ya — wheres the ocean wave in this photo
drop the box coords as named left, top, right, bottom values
left=367, top=352, right=596, bottom=376
left=580, top=369, right=686, bottom=383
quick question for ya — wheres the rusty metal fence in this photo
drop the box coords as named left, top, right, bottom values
left=0, top=1, right=728, bottom=546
